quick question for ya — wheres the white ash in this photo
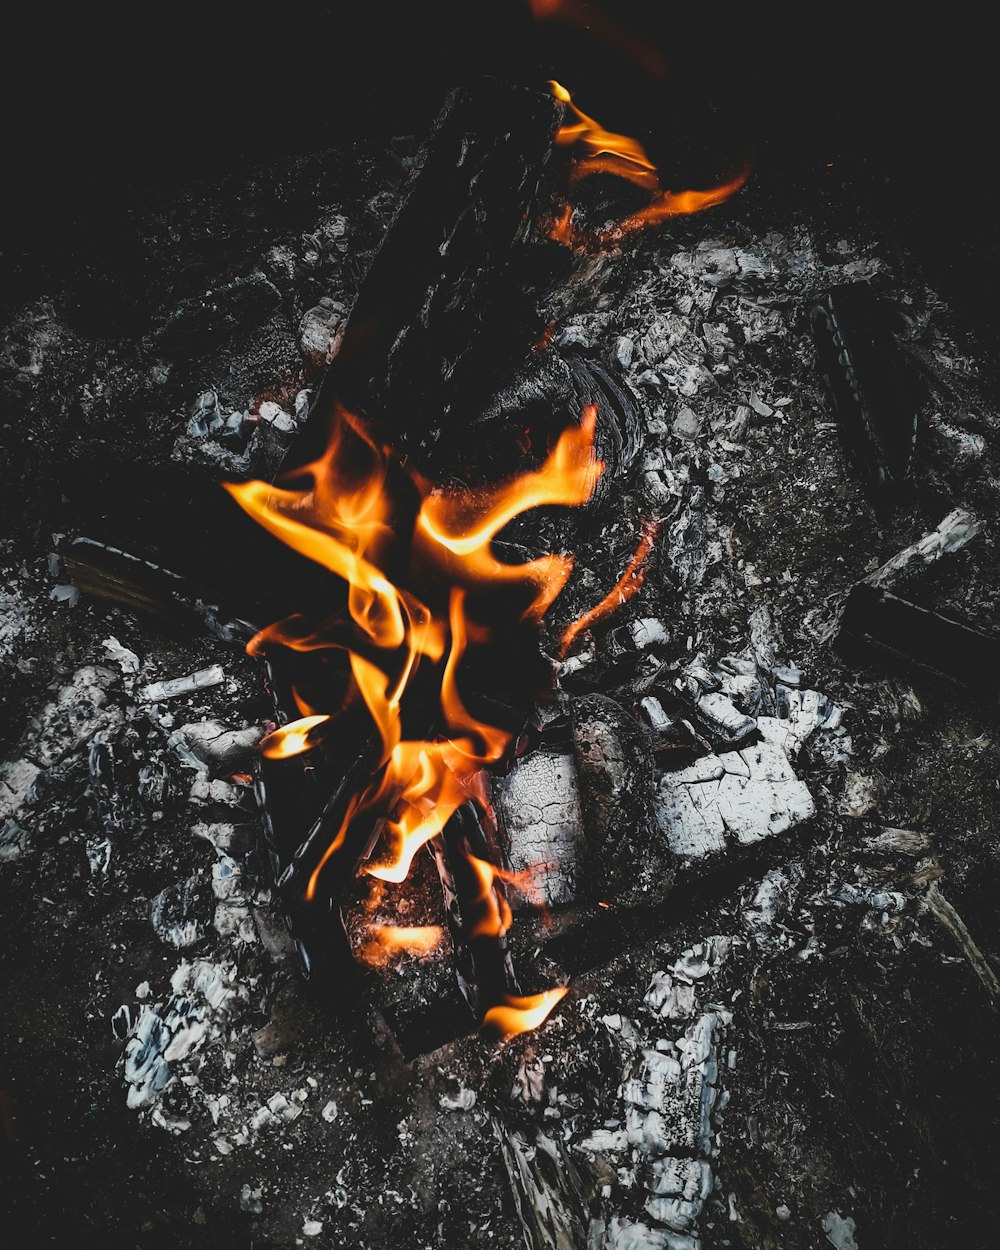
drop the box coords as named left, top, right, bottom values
left=570, top=936, right=734, bottom=1250
left=561, top=630, right=597, bottom=676
left=141, top=664, right=225, bottom=702
left=693, top=692, right=755, bottom=743
left=0, top=664, right=122, bottom=855
left=742, top=867, right=801, bottom=935
left=176, top=719, right=264, bottom=772
left=821, top=1211, right=859, bottom=1250
left=653, top=638, right=844, bottom=862
left=439, top=1086, right=477, bottom=1111
left=759, top=688, right=842, bottom=757
left=655, top=742, right=814, bottom=862
left=497, top=1126, right=593, bottom=1250
left=121, top=958, right=248, bottom=1113
left=928, top=415, right=986, bottom=466
left=257, top=399, right=297, bottom=435
left=174, top=386, right=312, bottom=476
left=0, top=590, right=32, bottom=660
left=102, top=635, right=140, bottom=675
left=189, top=774, right=252, bottom=807
left=865, top=507, right=980, bottom=589
left=150, top=875, right=214, bottom=948
left=211, top=854, right=257, bottom=944
left=495, top=746, right=587, bottom=907
left=640, top=697, right=673, bottom=734
left=630, top=618, right=670, bottom=650
left=300, top=296, right=348, bottom=360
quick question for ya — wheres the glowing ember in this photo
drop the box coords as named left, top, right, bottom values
left=260, top=714, right=331, bottom=760
left=547, top=80, right=749, bottom=248
left=357, top=925, right=444, bottom=967
left=560, top=517, right=660, bottom=658
left=481, top=988, right=569, bottom=1038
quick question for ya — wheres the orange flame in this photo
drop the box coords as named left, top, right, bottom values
left=225, top=403, right=603, bottom=910
left=481, top=988, right=568, bottom=1038
left=547, top=81, right=749, bottom=248
left=559, top=518, right=660, bottom=657
left=416, top=404, right=602, bottom=620
left=467, top=854, right=514, bottom=938
left=357, top=925, right=444, bottom=967
left=467, top=854, right=553, bottom=937
left=259, top=714, right=331, bottom=759
left=552, top=81, right=659, bottom=191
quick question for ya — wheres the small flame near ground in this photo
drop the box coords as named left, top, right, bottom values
left=260, top=714, right=331, bottom=760
left=546, top=80, right=750, bottom=249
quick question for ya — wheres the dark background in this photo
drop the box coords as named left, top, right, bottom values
left=5, top=1, right=999, bottom=354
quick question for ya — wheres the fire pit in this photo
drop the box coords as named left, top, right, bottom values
left=4, top=15, right=1000, bottom=1250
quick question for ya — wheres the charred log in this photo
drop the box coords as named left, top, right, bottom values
left=811, top=283, right=921, bottom=505
left=837, top=583, right=1000, bottom=696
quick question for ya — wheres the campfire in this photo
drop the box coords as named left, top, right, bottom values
left=10, top=17, right=996, bottom=1249
left=206, top=79, right=749, bottom=1043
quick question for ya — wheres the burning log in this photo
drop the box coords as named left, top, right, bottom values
left=459, top=348, right=645, bottom=502
left=62, top=537, right=258, bottom=645
left=829, top=507, right=994, bottom=693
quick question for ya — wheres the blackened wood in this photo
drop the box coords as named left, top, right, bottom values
left=286, top=80, right=563, bottom=468
left=811, top=284, right=921, bottom=505
left=64, top=536, right=258, bottom=644
left=437, top=801, right=520, bottom=1016
left=837, top=583, right=1000, bottom=696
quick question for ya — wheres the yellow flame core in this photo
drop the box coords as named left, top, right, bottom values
left=260, top=714, right=331, bottom=760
